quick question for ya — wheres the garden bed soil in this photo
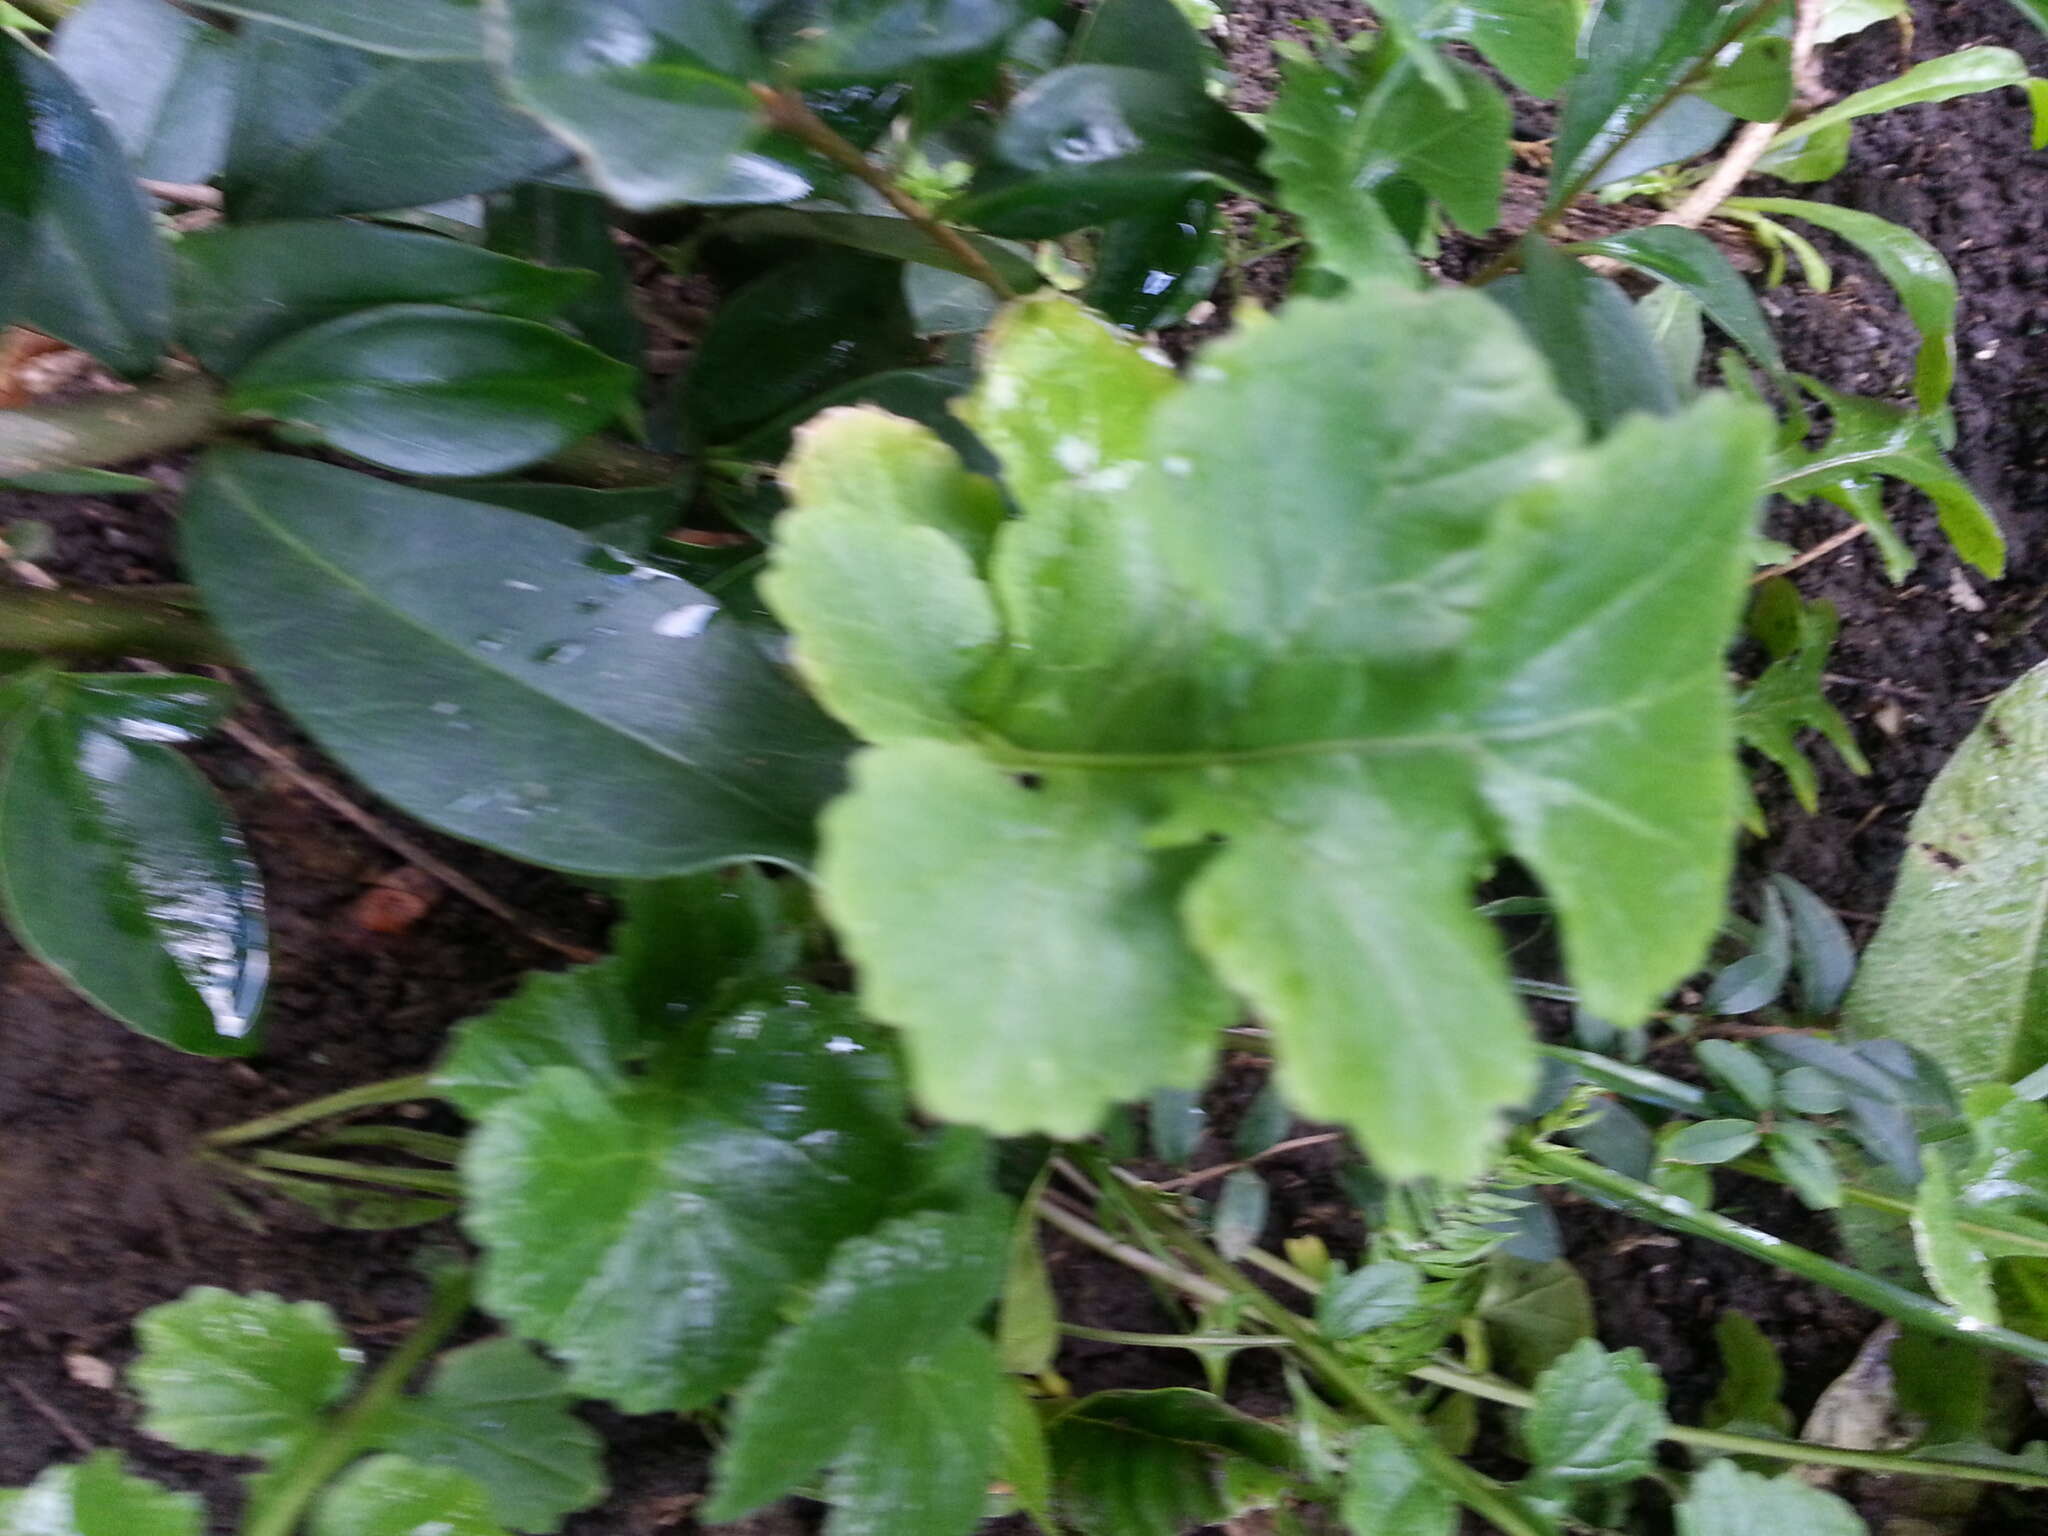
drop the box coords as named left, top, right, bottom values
left=7, top=0, right=2048, bottom=1529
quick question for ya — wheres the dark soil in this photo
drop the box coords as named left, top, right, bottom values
left=8, top=1, right=2048, bottom=1530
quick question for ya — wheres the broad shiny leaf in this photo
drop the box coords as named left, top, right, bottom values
left=228, top=305, right=635, bottom=477
left=0, top=672, right=265, bottom=1056
left=0, top=48, right=37, bottom=299
left=131, top=1288, right=355, bottom=1457
left=819, top=1328, right=1004, bottom=1536
left=462, top=990, right=914, bottom=1412
left=1569, top=226, right=1783, bottom=377
left=180, top=452, right=851, bottom=878
left=482, top=0, right=769, bottom=210
left=1844, top=660, right=2048, bottom=1086
left=51, top=0, right=237, bottom=183
left=2, top=39, right=170, bottom=374
left=1086, top=192, right=1226, bottom=332
left=485, top=185, right=644, bottom=363
left=1047, top=1389, right=1297, bottom=1536
left=226, top=25, right=565, bottom=218
left=177, top=222, right=593, bottom=377
left=1366, top=0, right=1578, bottom=98
left=199, top=0, right=483, bottom=59
left=370, top=1339, right=605, bottom=1533
left=1072, top=0, right=1215, bottom=89
left=781, top=0, right=1024, bottom=82
left=1524, top=1339, right=1666, bottom=1486
left=435, top=964, right=639, bottom=1118
left=311, top=1457, right=505, bottom=1536
left=1766, top=46, right=2028, bottom=150
left=1341, top=1428, right=1454, bottom=1536
left=775, top=290, right=1767, bottom=1177
left=1675, top=1461, right=1868, bottom=1536
left=0, top=1455, right=202, bottom=1536
left=1490, top=238, right=1677, bottom=433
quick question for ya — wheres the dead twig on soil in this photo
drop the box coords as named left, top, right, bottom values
left=5, top=1375, right=93, bottom=1455
left=1752, top=522, right=1870, bottom=583
left=1154, top=1132, right=1349, bottom=1191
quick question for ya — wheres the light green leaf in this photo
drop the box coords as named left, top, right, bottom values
left=1341, top=1427, right=1454, bottom=1536
left=311, top=1457, right=505, bottom=1536
left=130, top=1288, right=355, bottom=1458
left=1769, top=378, right=2002, bottom=580
left=1755, top=120, right=1852, bottom=183
left=776, top=289, right=1768, bottom=1179
left=1734, top=198, right=1956, bottom=414
left=1843, top=660, right=2048, bottom=1086
left=1663, top=1119, right=1761, bottom=1165
left=1699, top=34, right=1791, bottom=120
left=710, top=1207, right=1008, bottom=1519
left=176, top=222, right=593, bottom=377
left=762, top=410, right=1003, bottom=743
left=1764, top=1121, right=1842, bottom=1210
left=1912, top=1153, right=1999, bottom=1322
left=1815, top=0, right=1905, bottom=43
left=370, top=1339, right=604, bottom=1533
left=482, top=0, right=770, bottom=211
left=1638, top=283, right=1705, bottom=399
left=1953, top=1087, right=2048, bottom=1259
left=462, top=989, right=913, bottom=1412
left=1211, top=1168, right=1269, bottom=1260
left=1366, top=0, right=1578, bottom=98
left=1675, top=1460, right=1868, bottom=1536
left=225, top=24, right=565, bottom=218
left=997, top=1181, right=1059, bottom=1376
left=1703, top=1312, right=1792, bottom=1434
left=1319, top=1261, right=1424, bottom=1339
left=51, top=0, right=237, bottom=183
left=434, top=963, right=637, bottom=1118
left=180, top=451, right=851, bottom=879
left=2, top=39, right=170, bottom=375
left=820, top=1328, right=1005, bottom=1536
left=197, top=0, right=482, bottom=58
left=1765, top=46, right=2028, bottom=152
left=1569, top=226, right=1784, bottom=378
left=1047, top=1389, right=1298, bottom=1536
left=1738, top=582, right=1869, bottom=814
left=0, top=672, right=265, bottom=1055
left=228, top=305, right=635, bottom=478
left=0, top=1454, right=202, bottom=1536
left=1697, top=1039, right=1775, bottom=1114
left=1524, top=1339, right=1667, bottom=1485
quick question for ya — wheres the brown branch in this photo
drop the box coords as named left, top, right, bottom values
left=748, top=85, right=1017, bottom=300
left=1751, top=522, right=1869, bottom=583
left=0, top=585, right=233, bottom=664
left=0, top=373, right=225, bottom=477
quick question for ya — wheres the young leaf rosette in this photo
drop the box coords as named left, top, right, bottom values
left=765, top=285, right=1771, bottom=1181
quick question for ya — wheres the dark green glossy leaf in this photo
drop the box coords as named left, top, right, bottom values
left=777, top=291, right=1768, bottom=1176
left=483, top=0, right=771, bottom=211
left=1262, top=44, right=1416, bottom=288
left=1490, top=238, right=1678, bottom=433
left=0, top=47, right=38, bottom=300
left=197, top=0, right=483, bottom=59
left=1844, top=660, right=2048, bottom=1087
left=2, top=39, right=169, bottom=375
left=957, top=64, right=1267, bottom=238
left=180, top=451, right=851, bottom=878
left=440, top=481, right=685, bottom=555
left=485, top=185, right=644, bottom=364
left=685, top=252, right=920, bottom=444
left=1086, top=192, right=1225, bottom=331
left=131, top=1287, right=355, bottom=1457
left=225, top=25, right=565, bottom=219
left=1072, top=0, right=1214, bottom=89
left=1549, top=0, right=1757, bottom=207
left=370, top=1339, right=606, bottom=1532
left=709, top=1206, right=1008, bottom=1517
left=1703, top=881, right=1790, bottom=1014
left=462, top=990, right=914, bottom=1411
left=717, top=207, right=1039, bottom=291
left=1367, top=0, right=1579, bottom=98
left=1737, top=580, right=1867, bottom=814
left=177, top=222, right=594, bottom=377
left=781, top=0, right=1024, bottom=83
left=0, top=672, right=264, bottom=1056
left=1594, top=92, right=1732, bottom=188
left=51, top=0, right=237, bottom=183
left=1524, top=1339, right=1666, bottom=1486
left=1341, top=1428, right=1454, bottom=1536
left=1048, top=1389, right=1298, bottom=1536
left=228, top=305, right=635, bottom=477
left=435, top=962, right=639, bottom=1119
left=310, top=1457, right=504, bottom=1536
left=1677, top=1462, right=1867, bottom=1536
left=1770, top=379, right=2001, bottom=580
left=1735, top=198, right=1955, bottom=414
left=613, top=865, right=800, bottom=1021
left=0, top=1454, right=203, bottom=1536
left=1569, top=226, right=1783, bottom=377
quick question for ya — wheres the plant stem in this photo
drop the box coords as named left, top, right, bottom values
left=1412, top=1360, right=2048, bottom=1489
left=5, top=0, right=70, bottom=27
left=241, top=1150, right=462, bottom=1196
left=0, top=374, right=225, bottom=476
left=1523, top=1143, right=2048, bottom=1368
left=0, top=585, right=234, bottom=665
left=205, top=1073, right=437, bottom=1149
left=1064, top=1324, right=1289, bottom=1349
left=537, top=435, right=692, bottom=490
left=240, top=1267, right=472, bottom=1536
left=1036, top=1195, right=1231, bottom=1305
left=747, top=85, right=1017, bottom=300
left=1727, top=1154, right=2048, bottom=1262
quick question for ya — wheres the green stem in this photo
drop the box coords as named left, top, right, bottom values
left=205, top=1073, right=437, bottom=1149
left=0, top=375, right=224, bottom=476
left=0, top=585, right=234, bottom=665
left=1063, top=1324, right=1288, bottom=1350
left=1412, top=1361, right=2048, bottom=1491
left=537, top=435, right=691, bottom=490
left=1115, top=1187, right=1550, bottom=1536
left=1727, top=1154, right=2048, bottom=1263
left=241, top=1267, right=472, bottom=1536
left=242, top=1150, right=462, bottom=1196
left=4, top=0, right=71, bottom=27
left=1524, top=1143, right=2048, bottom=1369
